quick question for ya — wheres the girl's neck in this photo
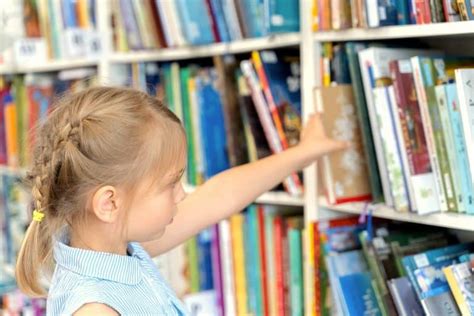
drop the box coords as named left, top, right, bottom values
left=69, top=222, right=128, bottom=256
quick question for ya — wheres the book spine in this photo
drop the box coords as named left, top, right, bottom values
left=436, top=85, right=464, bottom=212
left=445, top=83, right=474, bottom=214
left=218, top=220, right=237, bottom=316
left=411, top=57, right=448, bottom=212
left=455, top=70, right=474, bottom=213
left=230, top=215, right=248, bottom=315
left=358, top=50, right=394, bottom=207
left=210, top=225, right=224, bottom=316
left=289, top=228, right=304, bottom=316
left=426, top=86, right=457, bottom=211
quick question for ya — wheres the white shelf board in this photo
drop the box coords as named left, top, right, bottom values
left=313, top=21, right=474, bottom=42
left=109, top=33, right=301, bottom=63
left=0, top=58, right=99, bottom=75
left=183, top=184, right=304, bottom=206
left=319, top=198, right=474, bottom=231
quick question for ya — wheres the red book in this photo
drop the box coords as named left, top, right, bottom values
left=390, top=60, right=431, bottom=176
left=205, top=0, right=221, bottom=42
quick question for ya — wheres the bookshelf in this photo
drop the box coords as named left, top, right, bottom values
left=319, top=199, right=474, bottom=231
left=3, top=0, right=474, bottom=314
left=109, top=33, right=301, bottom=63
left=0, top=59, right=99, bottom=75
left=313, top=20, right=474, bottom=41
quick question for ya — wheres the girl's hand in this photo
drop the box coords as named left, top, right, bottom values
left=296, top=113, right=350, bottom=167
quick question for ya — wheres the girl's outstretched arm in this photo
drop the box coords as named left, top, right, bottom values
left=142, top=114, right=348, bottom=257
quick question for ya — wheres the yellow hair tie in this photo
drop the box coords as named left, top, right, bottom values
left=32, top=210, right=45, bottom=222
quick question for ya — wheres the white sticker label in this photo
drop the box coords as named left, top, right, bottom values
left=13, top=38, right=47, bottom=65
left=414, top=254, right=430, bottom=268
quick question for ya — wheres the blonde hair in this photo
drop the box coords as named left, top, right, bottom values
left=15, top=86, right=186, bottom=297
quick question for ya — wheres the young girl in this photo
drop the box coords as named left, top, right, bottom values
left=15, top=86, right=347, bottom=315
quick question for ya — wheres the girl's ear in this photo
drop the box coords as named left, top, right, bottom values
left=91, top=186, right=121, bottom=223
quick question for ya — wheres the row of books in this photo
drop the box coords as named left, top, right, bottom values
left=1, top=289, right=46, bottom=316
left=0, top=68, right=97, bottom=168
left=0, top=0, right=100, bottom=65
left=312, top=0, right=474, bottom=30
left=317, top=215, right=474, bottom=315
left=112, top=49, right=304, bottom=196
left=319, top=43, right=474, bottom=215
left=113, top=0, right=300, bottom=51
left=156, top=204, right=305, bottom=316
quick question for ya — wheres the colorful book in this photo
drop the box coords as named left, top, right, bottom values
left=390, top=60, right=440, bottom=214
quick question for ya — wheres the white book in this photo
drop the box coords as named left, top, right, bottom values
left=455, top=69, right=474, bottom=193
left=170, top=63, right=184, bottom=121
left=0, top=0, right=25, bottom=65
left=374, top=86, right=409, bottom=212
left=218, top=220, right=236, bottom=316
left=411, top=56, right=449, bottom=212
left=166, top=0, right=188, bottom=47
left=435, top=85, right=465, bottom=213
left=156, top=0, right=174, bottom=47
left=222, top=0, right=243, bottom=41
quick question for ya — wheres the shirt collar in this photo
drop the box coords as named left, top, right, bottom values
left=53, top=228, right=142, bottom=285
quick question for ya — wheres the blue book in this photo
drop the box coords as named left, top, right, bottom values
left=144, top=63, right=161, bottom=97
left=377, top=0, right=398, bottom=26
left=258, top=50, right=302, bottom=114
left=327, top=250, right=378, bottom=315
left=402, top=243, right=474, bottom=298
left=395, top=0, right=410, bottom=24
left=388, top=277, right=424, bottom=316
left=339, top=273, right=382, bottom=316
left=197, top=228, right=214, bottom=290
left=196, top=71, right=229, bottom=179
left=175, top=0, right=214, bottom=45
left=119, top=0, right=143, bottom=49
left=264, top=0, right=300, bottom=33
left=323, top=225, right=365, bottom=253
left=238, top=0, right=266, bottom=37
left=414, top=259, right=459, bottom=299
left=208, top=0, right=231, bottom=42
left=62, top=0, right=78, bottom=28
left=445, top=83, right=474, bottom=214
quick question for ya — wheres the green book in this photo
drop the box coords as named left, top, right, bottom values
left=13, top=76, right=28, bottom=167
left=179, top=67, right=196, bottom=185
left=163, top=65, right=174, bottom=113
left=288, top=227, right=304, bottom=316
left=425, top=85, right=458, bottom=211
left=346, top=43, right=383, bottom=203
left=186, top=237, right=200, bottom=292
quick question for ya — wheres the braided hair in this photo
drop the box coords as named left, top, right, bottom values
left=16, top=86, right=186, bottom=297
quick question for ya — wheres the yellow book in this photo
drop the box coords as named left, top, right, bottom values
left=443, top=265, right=471, bottom=315
left=312, top=0, right=319, bottom=31
left=37, top=0, right=53, bottom=59
left=76, top=0, right=90, bottom=28
left=230, top=214, right=248, bottom=315
left=113, top=0, right=129, bottom=52
left=5, top=99, right=18, bottom=168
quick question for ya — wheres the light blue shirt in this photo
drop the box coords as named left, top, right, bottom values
left=47, top=228, right=188, bottom=315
